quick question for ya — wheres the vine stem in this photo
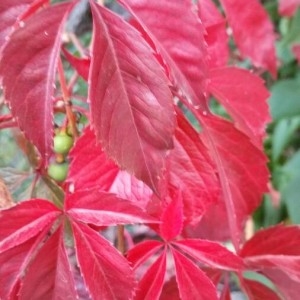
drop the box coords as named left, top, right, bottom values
left=237, top=272, right=249, bottom=297
left=220, top=273, right=230, bottom=300
left=57, top=57, right=79, bottom=138
left=68, top=32, right=86, bottom=57
left=29, top=173, right=39, bottom=199
left=117, top=225, right=125, bottom=254
left=67, top=72, right=79, bottom=93
left=245, top=217, right=255, bottom=240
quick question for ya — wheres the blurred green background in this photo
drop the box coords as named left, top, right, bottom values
left=256, top=1, right=300, bottom=227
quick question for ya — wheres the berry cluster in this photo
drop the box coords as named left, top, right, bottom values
left=47, top=130, right=74, bottom=182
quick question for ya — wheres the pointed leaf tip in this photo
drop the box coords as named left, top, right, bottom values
left=160, top=191, right=184, bottom=241
left=220, top=0, right=277, bottom=77
left=279, top=0, right=300, bottom=16
left=208, top=67, right=271, bottom=146
left=120, top=0, right=208, bottom=106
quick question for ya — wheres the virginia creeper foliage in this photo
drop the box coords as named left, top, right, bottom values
left=0, top=0, right=299, bottom=299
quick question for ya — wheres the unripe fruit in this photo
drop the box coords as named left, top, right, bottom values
left=53, top=133, right=73, bottom=154
left=47, top=162, right=69, bottom=182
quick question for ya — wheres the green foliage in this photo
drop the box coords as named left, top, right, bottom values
left=264, top=5, right=300, bottom=226
left=270, top=75, right=300, bottom=120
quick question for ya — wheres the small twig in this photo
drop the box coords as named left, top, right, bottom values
left=220, top=273, right=230, bottom=300
left=29, top=172, right=39, bottom=199
left=245, top=217, right=255, bottom=240
left=71, top=95, right=89, bottom=103
left=57, top=58, right=79, bottom=138
left=0, top=177, right=14, bottom=208
left=72, top=104, right=90, bottom=117
left=67, top=72, right=79, bottom=92
left=68, top=32, right=86, bottom=57
left=117, top=225, right=126, bottom=254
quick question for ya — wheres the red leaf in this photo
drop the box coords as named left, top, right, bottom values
left=89, top=1, right=175, bottom=193
left=68, top=127, right=119, bottom=190
left=160, top=276, right=180, bottom=300
left=208, top=67, right=271, bottom=146
left=68, top=127, right=152, bottom=208
left=127, top=240, right=163, bottom=269
left=109, top=170, right=153, bottom=209
left=173, top=239, right=244, bottom=271
left=183, top=198, right=230, bottom=241
left=260, top=269, right=300, bottom=300
left=119, top=0, right=208, bottom=106
left=279, top=0, right=300, bottom=16
left=19, top=225, right=77, bottom=300
left=160, top=191, right=183, bottom=241
left=240, top=224, right=300, bottom=256
left=0, top=0, right=47, bottom=55
left=201, top=115, right=269, bottom=247
left=202, top=268, right=223, bottom=286
left=220, top=282, right=231, bottom=300
left=248, top=257, right=300, bottom=281
left=135, top=248, right=167, bottom=300
left=62, top=47, right=90, bottom=81
left=65, top=189, right=158, bottom=226
left=0, top=199, right=61, bottom=253
left=0, top=2, right=72, bottom=160
left=171, top=248, right=218, bottom=300
left=241, top=279, right=281, bottom=300
left=167, top=111, right=219, bottom=225
left=220, top=0, right=277, bottom=77
left=0, top=229, right=50, bottom=299
left=241, top=225, right=300, bottom=300
left=0, top=177, right=13, bottom=208
left=199, top=0, right=229, bottom=68
left=72, top=221, right=135, bottom=300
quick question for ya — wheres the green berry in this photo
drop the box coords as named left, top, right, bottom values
left=53, top=134, right=73, bottom=154
left=47, top=162, right=69, bottom=182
